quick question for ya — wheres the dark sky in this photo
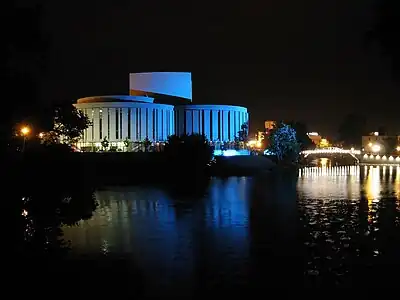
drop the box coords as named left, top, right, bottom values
left=38, top=0, right=400, bottom=136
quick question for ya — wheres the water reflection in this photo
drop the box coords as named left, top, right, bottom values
left=63, top=178, right=254, bottom=294
left=298, top=166, right=400, bottom=287
left=61, top=167, right=400, bottom=292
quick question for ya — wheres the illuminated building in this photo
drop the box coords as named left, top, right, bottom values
left=362, top=132, right=400, bottom=155
left=264, top=120, right=276, bottom=131
left=74, top=72, right=249, bottom=151
left=307, top=132, right=322, bottom=146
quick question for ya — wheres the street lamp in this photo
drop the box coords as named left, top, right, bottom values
left=397, top=146, right=400, bottom=152
left=20, top=126, right=30, bottom=152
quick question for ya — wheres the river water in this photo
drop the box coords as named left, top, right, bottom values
left=62, top=165, right=400, bottom=293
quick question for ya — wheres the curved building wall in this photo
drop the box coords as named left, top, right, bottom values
left=129, top=72, right=192, bottom=101
left=174, top=105, right=248, bottom=142
left=74, top=97, right=174, bottom=147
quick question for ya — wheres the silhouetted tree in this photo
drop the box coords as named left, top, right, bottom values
left=42, top=105, right=91, bottom=145
left=101, top=136, right=109, bottom=150
left=237, top=121, right=249, bottom=142
left=338, top=113, right=367, bottom=148
left=286, top=121, right=315, bottom=150
left=164, top=134, right=213, bottom=177
left=123, top=137, right=132, bottom=151
left=143, top=137, right=151, bottom=152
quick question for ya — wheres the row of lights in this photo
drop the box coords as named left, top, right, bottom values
left=367, top=143, right=400, bottom=153
left=302, top=147, right=361, bottom=155
left=363, top=154, right=400, bottom=161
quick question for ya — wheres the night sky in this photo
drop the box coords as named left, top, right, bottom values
left=38, top=0, right=399, bottom=136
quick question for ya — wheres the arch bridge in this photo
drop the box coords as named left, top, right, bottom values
left=301, top=147, right=361, bottom=162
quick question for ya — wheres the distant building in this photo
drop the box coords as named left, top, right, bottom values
left=264, top=120, right=276, bottom=131
left=362, top=132, right=400, bottom=154
left=307, top=132, right=322, bottom=146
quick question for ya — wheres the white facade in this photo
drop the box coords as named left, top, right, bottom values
left=74, top=96, right=174, bottom=149
left=74, top=73, right=249, bottom=150
left=174, top=105, right=248, bottom=142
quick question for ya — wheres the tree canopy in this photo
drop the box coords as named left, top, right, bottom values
left=267, top=122, right=301, bottom=162
left=286, top=121, right=315, bottom=150
left=42, top=105, right=91, bottom=145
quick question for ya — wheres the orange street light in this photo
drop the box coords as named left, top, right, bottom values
left=20, top=126, right=30, bottom=152
left=21, top=126, right=30, bottom=136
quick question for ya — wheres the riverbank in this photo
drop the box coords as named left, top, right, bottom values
left=8, top=151, right=279, bottom=188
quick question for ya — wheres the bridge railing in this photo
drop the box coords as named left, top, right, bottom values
left=301, top=147, right=361, bottom=156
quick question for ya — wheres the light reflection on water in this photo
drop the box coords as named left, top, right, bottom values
left=298, top=165, right=400, bottom=286
left=62, top=166, right=400, bottom=290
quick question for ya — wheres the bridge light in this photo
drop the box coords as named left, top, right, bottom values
left=368, top=142, right=372, bottom=147
left=389, top=156, right=394, bottom=161
left=382, top=155, right=387, bottom=160
left=396, top=146, right=400, bottom=152
left=371, top=144, right=380, bottom=153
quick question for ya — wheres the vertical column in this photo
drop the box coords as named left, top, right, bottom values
left=211, top=110, right=218, bottom=142
left=219, top=110, right=224, bottom=141
left=120, top=108, right=127, bottom=140
left=157, top=109, right=162, bottom=140
left=109, top=108, right=116, bottom=142
left=147, top=107, right=153, bottom=141
left=102, top=108, right=108, bottom=140
left=131, top=107, right=137, bottom=141
left=235, top=111, right=240, bottom=137
left=178, top=109, right=185, bottom=136
left=204, top=110, right=211, bottom=140
left=223, top=110, right=229, bottom=142
left=244, top=112, right=249, bottom=133
left=169, top=110, right=174, bottom=137
left=140, top=107, right=147, bottom=140
left=229, top=111, right=235, bottom=141
left=162, top=109, right=167, bottom=139
left=185, top=110, right=192, bottom=135
left=239, top=111, right=243, bottom=130
left=87, top=109, right=93, bottom=141
left=193, top=110, right=200, bottom=134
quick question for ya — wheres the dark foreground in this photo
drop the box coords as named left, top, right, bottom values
left=15, top=167, right=400, bottom=296
left=11, top=150, right=400, bottom=295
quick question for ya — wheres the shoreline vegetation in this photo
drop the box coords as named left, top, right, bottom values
left=10, top=151, right=289, bottom=187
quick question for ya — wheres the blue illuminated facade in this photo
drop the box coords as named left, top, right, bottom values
left=74, top=72, right=249, bottom=150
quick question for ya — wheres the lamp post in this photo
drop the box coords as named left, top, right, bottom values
left=20, top=126, right=30, bottom=152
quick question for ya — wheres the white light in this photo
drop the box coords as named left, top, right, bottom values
left=301, top=147, right=360, bottom=156
left=389, top=156, right=394, bottom=161
left=382, top=155, right=387, bottom=160
left=371, top=144, right=380, bottom=153
left=376, top=155, right=380, bottom=160
left=374, top=132, right=379, bottom=136
left=222, top=150, right=239, bottom=157
left=307, top=132, right=319, bottom=136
